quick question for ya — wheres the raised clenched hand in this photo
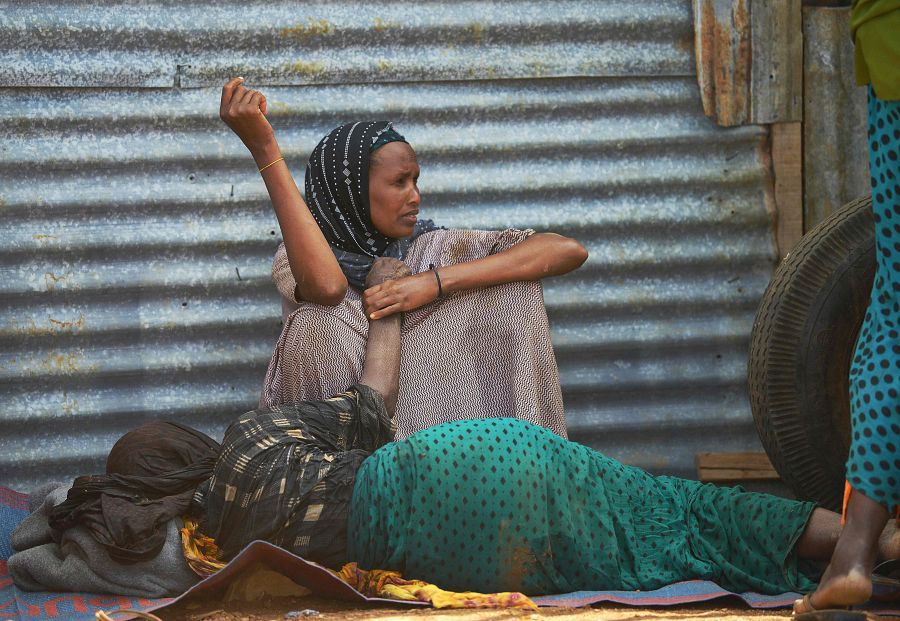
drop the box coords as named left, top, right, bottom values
left=219, top=77, right=275, bottom=153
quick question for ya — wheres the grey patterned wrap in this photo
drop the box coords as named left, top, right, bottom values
left=304, top=120, right=439, bottom=288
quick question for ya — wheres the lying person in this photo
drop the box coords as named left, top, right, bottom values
left=199, top=259, right=898, bottom=596
left=16, top=259, right=899, bottom=598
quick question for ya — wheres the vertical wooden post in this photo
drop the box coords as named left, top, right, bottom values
left=771, top=122, right=804, bottom=259
left=802, top=5, right=870, bottom=230
left=750, top=0, right=803, bottom=123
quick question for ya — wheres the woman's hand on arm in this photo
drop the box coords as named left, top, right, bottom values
left=362, top=232, right=588, bottom=320
left=219, top=77, right=347, bottom=305
left=362, top=270, right=441, bottom=320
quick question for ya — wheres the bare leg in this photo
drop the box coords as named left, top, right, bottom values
left=793, top=490, right=890, bottom=612
left=877, top=515, right=900, bottom=562
left=359, top=258, right=410, bottom=419
left=795, top=508, right=843, bottom=561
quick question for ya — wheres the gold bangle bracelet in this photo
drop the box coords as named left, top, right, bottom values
left=258, top=156, right=285, bottom=173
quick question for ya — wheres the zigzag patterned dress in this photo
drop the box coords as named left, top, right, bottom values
left=260, top=228, right=568, bottom=440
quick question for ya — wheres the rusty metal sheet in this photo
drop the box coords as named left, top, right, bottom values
left=692, top=0, right=751, bottom=127
left=693, top=0, right=803, bottom=126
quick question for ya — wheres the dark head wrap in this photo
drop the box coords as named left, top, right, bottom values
left=48, top=421, right=220, bottom=563
left=304, top=121, right=440, bottom=288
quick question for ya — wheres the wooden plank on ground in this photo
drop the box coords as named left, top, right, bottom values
left=696, top=452, right=781, bottom=481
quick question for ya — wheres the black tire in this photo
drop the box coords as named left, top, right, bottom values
left=748, top=196, right=875, bottom=510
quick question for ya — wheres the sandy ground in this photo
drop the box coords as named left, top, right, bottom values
left=157, top=594, right=807, bottom=621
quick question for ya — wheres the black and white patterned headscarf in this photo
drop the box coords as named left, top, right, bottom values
left=305, top=121, right=439, bottom=288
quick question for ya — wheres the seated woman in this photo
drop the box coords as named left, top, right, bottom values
left=196, top=257, right=900, bottom=597
left=218, top=77, right=588, bottom=439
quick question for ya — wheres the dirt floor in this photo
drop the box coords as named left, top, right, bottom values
left=156, top=594, right=808, bottom=621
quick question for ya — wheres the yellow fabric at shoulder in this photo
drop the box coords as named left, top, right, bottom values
left=334, top=563, right=538, bottom=609
left=851, top=0, right=900, bottom=99
left=181, top=517, right=227, bottom=577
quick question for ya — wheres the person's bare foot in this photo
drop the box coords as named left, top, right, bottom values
left=365, top=257, right=411, bottom=288
left=794, top=567, right=872, bottom=613
left=794, top=492, right=889, bottom=614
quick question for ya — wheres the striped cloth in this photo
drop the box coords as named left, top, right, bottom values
left=198, top=385, right=393, bottom=566
left=260, top=228, right=568, bottom=440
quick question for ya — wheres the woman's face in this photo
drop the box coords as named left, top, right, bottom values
left=368, top=141, right=421, bottom=239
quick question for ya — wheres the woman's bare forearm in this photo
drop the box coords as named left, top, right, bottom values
left=359, top=313, right=402, bottom=418
left=438, top=232, right=588, bottom=295
left=362, top=232, right=587, bottom=320
left=218, top=77, right=347, bottom=305
left=359, top=258, right=410, bottom=418
left=251, top=139, right=348, bottom=305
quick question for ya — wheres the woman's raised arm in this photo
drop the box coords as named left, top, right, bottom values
left=362, top=232, right=588, bottom=320
left=219, top=77, right=348, bottom=305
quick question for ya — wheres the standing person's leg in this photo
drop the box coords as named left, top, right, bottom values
left=796, top=493, right=888, bottom=611
left=794, top=86, right=900, bottom=613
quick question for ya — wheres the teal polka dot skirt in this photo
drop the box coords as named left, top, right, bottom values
left=348, top=418, right=818, bottom=595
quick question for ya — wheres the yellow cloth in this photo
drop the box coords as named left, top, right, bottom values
left=333, top=563, right=537, bottom=609
left=180, top=519, right=536, bottom=609
left=181, top=518, right=227, bottom=577
left=851, top=0, right=900, bottom=99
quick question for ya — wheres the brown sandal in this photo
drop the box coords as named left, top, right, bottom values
left=793, top=594, right=877, bottom=621
left=794, top=611, right=878, bottom=621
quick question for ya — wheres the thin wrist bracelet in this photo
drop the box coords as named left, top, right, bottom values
left=430, top=264, right=444, bottom=298
left=258, top=156, right=284, bottom=173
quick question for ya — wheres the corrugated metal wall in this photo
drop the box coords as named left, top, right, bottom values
left=0, top=0, right=777, bottom=491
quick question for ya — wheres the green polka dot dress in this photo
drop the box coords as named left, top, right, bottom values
left=846, top=87, right=900, bottom=510
left=348, top=418, right=819, bottom=595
